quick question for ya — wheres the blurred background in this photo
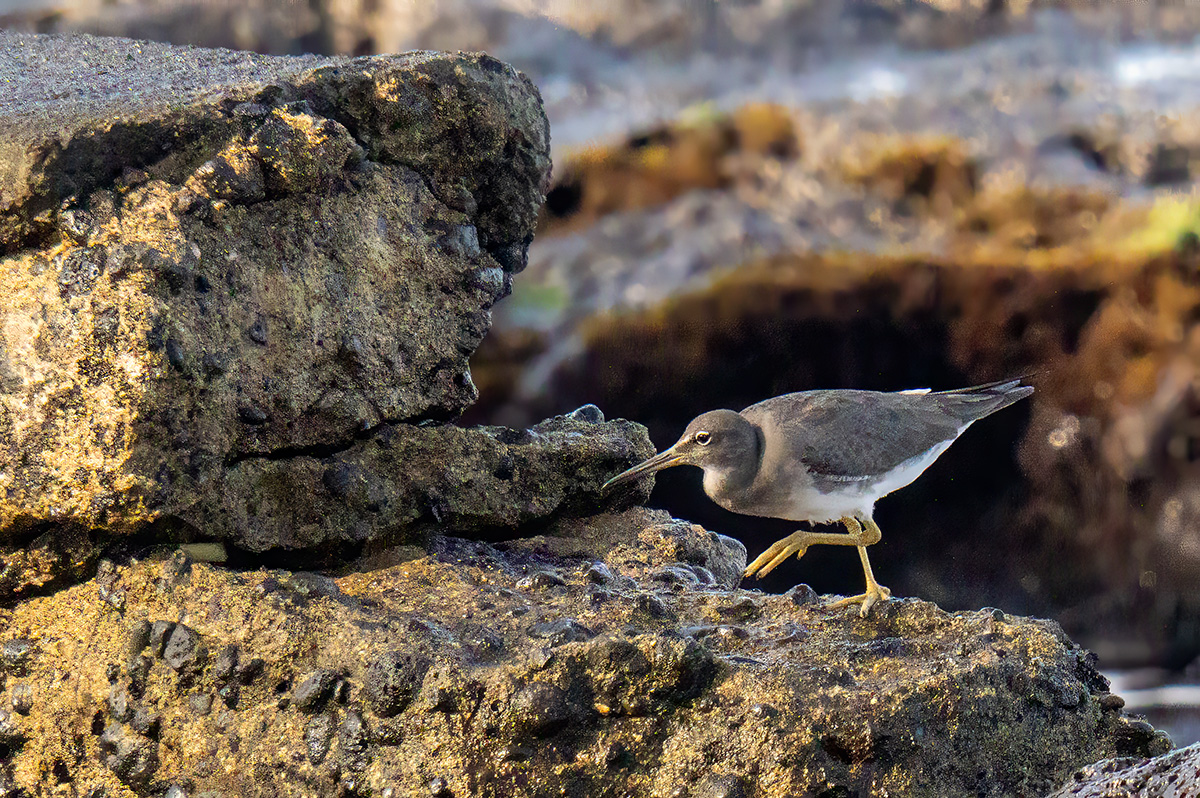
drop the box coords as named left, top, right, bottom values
left=6, top=0, right=1200, bottom=744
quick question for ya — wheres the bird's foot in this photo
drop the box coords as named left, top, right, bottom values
left=828, top=582, right=892, bottom=617
left=743, top=532, right=811, bottom=578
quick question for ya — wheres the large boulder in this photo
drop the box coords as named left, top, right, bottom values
left=0, top=512, right=1167, bottom=797
left=0, top=34, right=641, bottom=565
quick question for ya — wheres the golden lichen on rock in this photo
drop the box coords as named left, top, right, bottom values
left=0, top=40, right=583, bottom=561
left=0, top=511, right=1168, bottom=797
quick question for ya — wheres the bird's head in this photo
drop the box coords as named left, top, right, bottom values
left=602, top=409, right=759, bottom=491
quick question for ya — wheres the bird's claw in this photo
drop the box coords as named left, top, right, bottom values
left=828, top=583, right=892, bottom=616
left=743, top=532, right=810, bottom=578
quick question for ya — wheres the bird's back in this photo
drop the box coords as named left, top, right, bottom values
left=741, top=379, right=1031, bottom=482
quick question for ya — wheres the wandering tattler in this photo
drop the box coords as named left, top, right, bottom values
left=602, top=379, right=1033, bottom=615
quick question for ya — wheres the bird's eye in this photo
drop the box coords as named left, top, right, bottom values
left=694, top=431, right=712, bottom=446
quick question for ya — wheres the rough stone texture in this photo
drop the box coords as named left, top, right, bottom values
left=0, top=35, right=555, bottom=549
left=215, top=412, right=654, bottom=552
left=1048, top=742, right=1200, bottom=797
left=0, top=513, right=1167, bottom=798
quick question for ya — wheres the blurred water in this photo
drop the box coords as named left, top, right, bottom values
left=546, top=12, right=1200, bottom=165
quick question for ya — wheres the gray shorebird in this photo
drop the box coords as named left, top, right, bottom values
left=602, top=379, right=1033, bottom=615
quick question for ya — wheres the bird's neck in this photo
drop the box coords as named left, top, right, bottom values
left=700, top=428, right=763, bottom=505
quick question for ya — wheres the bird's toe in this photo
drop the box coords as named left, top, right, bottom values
left=744, top=533, right=809, bottom=578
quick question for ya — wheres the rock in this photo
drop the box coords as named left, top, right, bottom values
left=337, top=709, right=370, bottom=772
left=292, top=670, right=337, bottom=712
left=0, top=639, right=32, bottom=676
left=0, top=526, right=98, bottom=604
left=365, top=651, right=430, bottom=718
left=527, top=618, right=595, bottom=646
left=9, top=684, right=32, bottom=715
left=218, top=413, right=655, bottom=553
left=0, top=524, right=1155, bottom=796
left=98, top=722, right=159, bottom=788
left=107, top=684, right=133, bottom=722
left=304, top=714, right=335, bottom=765
left=0, top=33, right=551, bottom=562
left=161, top=623, right=202, bottom=671
left=1047, top=741, right=1199, bottom=797
left=148, top=621, right=176, bottom=658
left=509, top=681, right=575, bottom=738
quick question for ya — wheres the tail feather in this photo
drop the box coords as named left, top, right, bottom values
left=933, top=377, right=1034, bottom=422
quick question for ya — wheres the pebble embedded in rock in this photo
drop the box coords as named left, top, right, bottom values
left=521, top=570, right=567, bottom=589
left=429, top=776, right=451, bottom=797
left=214, top=644, right=239, bottom=682
left=201, top=352, right=227, bottom=377
left=650, top=565, right=700, bottom=586
left=338, top=710, right=370, bottom=772
left=292, top=670, right=337, bottom=712
left=511, top=682, right=573, bottom=739
left=464, top=627, right=504, bottom=662
left=108, top=684, right=133, bottom=722
left=0, top=640, right=32, bottom=676
left=247, top=318, right=268, bottom=345
left=165, top=338, right=186, bottom=372
left=785, top=584, right=820, bottom=606
left=585, top=562, right=613, bottom=584
left=188, top=693, right=213, bottom=716
left=162, top=624, right=202, bottom=671
left=636, top=594, right=671, bottom=619
left=148, top=621, right=175, bottom=657
left=236, top=657, right=266, bottom=685
left=528, top=618, right=596, bottom=647
left=238, top=404, right=270, bottom=425
left=131, top=707, right=160, bottom=738
left=10, top=684, right=31, bottom=715
left=366, top=652, right=430, bottom=717
left=99, top=722, right=159, bottom=787
left=568, top=404, right=605, bottom=423
left=123, top=621, right=152, bottom=659
left=164, top=786, right=188, bottom=798
left=305, top=714, right=335, bottom=764
left=1099, top=693, right=1125, bottom=711
left=694, top=774, right=748, bottom=798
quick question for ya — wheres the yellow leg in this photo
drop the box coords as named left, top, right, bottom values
left=827, top=529, right=892, bottom=616
left=744, top=517, right=891, bottom=616
left=744, top=516, right=871, bottom=577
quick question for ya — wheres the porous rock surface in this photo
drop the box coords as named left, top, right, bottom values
left=1048, top=742, right=1200, bottom=797
left=0, top=510, right=1168, bottom=798
left=0, top=34, right=656, bottom=564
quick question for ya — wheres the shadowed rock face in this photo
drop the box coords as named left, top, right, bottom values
left=0, top=511, right=1169, bottom=798
left=0, top=35, right=630, bottom=562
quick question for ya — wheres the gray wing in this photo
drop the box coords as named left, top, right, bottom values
left=742, top=389, right=968, bottom=481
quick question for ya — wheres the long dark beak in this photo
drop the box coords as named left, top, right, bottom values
left=602, top=445, right=685, bottom=491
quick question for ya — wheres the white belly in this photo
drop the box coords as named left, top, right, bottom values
left=780, top=435, right=960, bottom=524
